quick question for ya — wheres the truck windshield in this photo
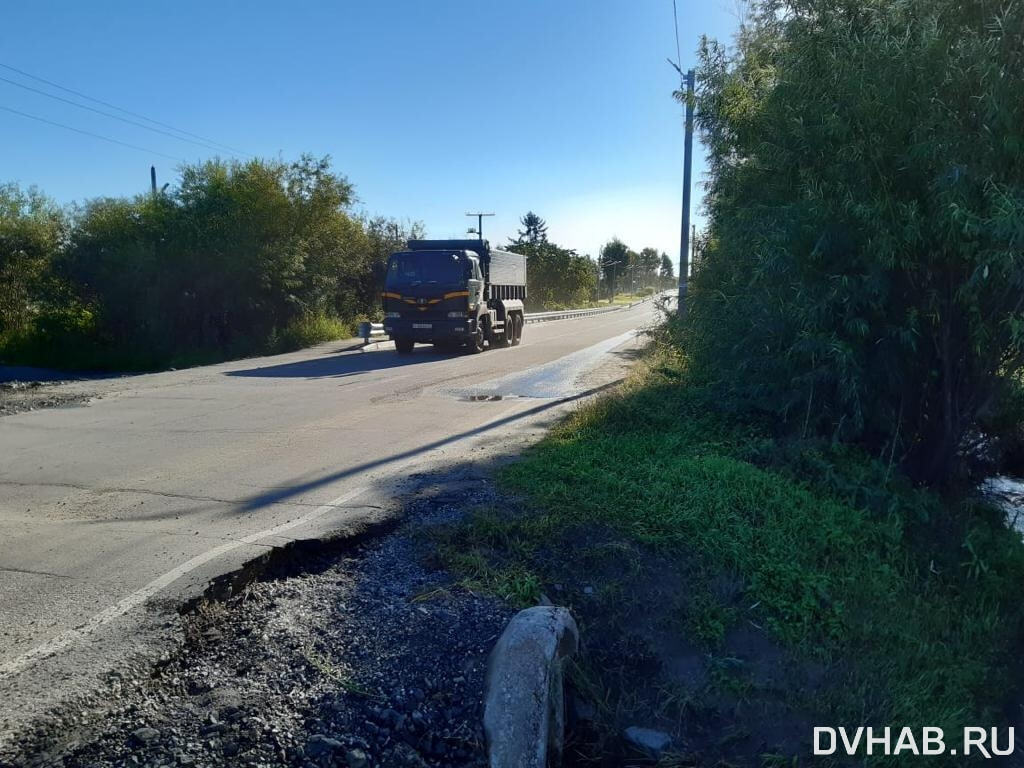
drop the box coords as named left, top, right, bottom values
left=386, top=251, right=464, bottom=287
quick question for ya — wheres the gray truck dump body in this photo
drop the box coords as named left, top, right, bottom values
left=488, top=248, right=526, bottom=289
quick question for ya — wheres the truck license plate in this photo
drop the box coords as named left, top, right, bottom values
left=412, top=323, right=431, bottom=329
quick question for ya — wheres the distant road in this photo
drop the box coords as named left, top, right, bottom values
left=0, top=300, right=664, bottom=739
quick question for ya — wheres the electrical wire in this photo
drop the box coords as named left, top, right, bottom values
left=0, top=74, right=248, bottom=157
left=0, top=62, right=251, bottom=157
left=0, top=104, right=185, bottom=162
left=672, top=0, right=683, bottom=80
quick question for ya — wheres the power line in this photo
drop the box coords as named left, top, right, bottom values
left=672, top=0, right=683, bottom=83
left=0, top=62, right=252, bottom=157
left=0, top=74, right=248, bottom=157
left=0, top=104, right=185, bottom=162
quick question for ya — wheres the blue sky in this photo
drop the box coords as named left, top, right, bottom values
left=1, top=1, right=739, bottom=269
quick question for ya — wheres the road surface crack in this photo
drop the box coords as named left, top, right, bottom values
left=0, top=566, right=74, bottom=580
left=0, top=480, right=379, bottom=511
left=0, top=479, right=238, bottom=505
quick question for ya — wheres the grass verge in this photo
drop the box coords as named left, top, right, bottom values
left=433, top=337, right=1024, bottom=766
left=268, top=313, right=354, bottom=354
left=0, top=311, right=356, bottom=373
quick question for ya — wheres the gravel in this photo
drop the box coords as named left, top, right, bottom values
left=0, top=380, right=94, bottom=417
left=0, top=468, right=512, bottom=768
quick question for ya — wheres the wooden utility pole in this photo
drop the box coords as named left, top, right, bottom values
left=465, top=212, right=494, bottom=241
left=678, top=68, right=695, bottom=315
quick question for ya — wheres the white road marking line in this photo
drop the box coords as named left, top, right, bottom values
left=0, top=485, right=368, bottom=679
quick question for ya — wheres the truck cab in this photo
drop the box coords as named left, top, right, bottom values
left=382, top=239, right=526, bottom=354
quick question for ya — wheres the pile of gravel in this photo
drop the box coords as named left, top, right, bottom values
left=2, top=472, right=511, bottom=768
left=0, top=381, right=92, bottom=417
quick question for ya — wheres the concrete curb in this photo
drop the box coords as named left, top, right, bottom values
left=483, top=606, right=579, bottom=768
left=335, top=338, right=370, bottom=353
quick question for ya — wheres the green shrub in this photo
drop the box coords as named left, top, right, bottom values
left=270, top=313, right=352, bottom=353
left=0, top=184, right=68, bottom=338
left=688, top=0, right=1024, bottom=485
left=0, top=157, right=423, bottom=372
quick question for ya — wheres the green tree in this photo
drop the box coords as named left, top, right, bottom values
left=659, top=252, right=674, bottom=281
left=2, top=157, right=436, bottom=369
left=687, top=0, right=1024, bottom=485
left=513, top=211, right=548, bottom=245
left=508, top=214, right=595, bottom=309
left=62, top=155, right=368, bottom=363
left=638, top=247, right=661, bottom=286
left=0, top=184, right=67, bottom=338
left=599, top=238, right=629, bottom=297
left=509, top=241, right=596, bottom=310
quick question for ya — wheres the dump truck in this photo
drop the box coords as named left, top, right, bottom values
left=382, top=239, right=527, bottom=354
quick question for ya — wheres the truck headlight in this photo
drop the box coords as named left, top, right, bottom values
left=447, top=311, right=465, bottom=318
left=385, top=311, right=401, bottom=319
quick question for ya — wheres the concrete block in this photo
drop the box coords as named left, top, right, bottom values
left=483, top=605, right=579, bottom=768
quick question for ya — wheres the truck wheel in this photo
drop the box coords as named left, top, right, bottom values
left=468, top=326, right=486, bottom=354
left=511, top=314, right=523, bottom=346
left=493, top=319, right=510, bottom=347
left=394, top=337, right=414, bottom=354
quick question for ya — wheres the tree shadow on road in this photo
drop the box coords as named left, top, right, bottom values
left=69, top=379, right=621, bottom=526
left=224, top=345, right=455, bottom=380
left=227, top=379, right=621, bottom=515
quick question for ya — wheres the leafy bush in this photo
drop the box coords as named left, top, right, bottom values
left=0, top=156, right=422, bottom=371
left=270, top=313, right=352, bottom=353
left=688, top=0, right=1024, bottom=485
left=0, top=184, right=68, bottom=337
left=505, top=212, right=598, bottom=309
left=509, top=242, right=597, bottom=310
left=61, top=155, right=367, bottom=360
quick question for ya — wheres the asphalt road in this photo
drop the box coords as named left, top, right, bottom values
left=0, top=299, right=664, bottom=741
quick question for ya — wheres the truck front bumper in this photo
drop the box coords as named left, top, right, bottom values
left=384, top=317, right=475, bottom=342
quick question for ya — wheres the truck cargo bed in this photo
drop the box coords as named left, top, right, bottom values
left=487, top=249, right=527, bottom=288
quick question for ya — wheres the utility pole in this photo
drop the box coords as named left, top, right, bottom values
left=691, top=223, right=697, bottom=269
left=678, top=68, right=695, bottom=314
left=150, top=165, right=157, bottom=198
left=465, top=212, right=494, bottom=242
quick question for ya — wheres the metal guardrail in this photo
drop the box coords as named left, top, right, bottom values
left=523, top=305, right=623, bottom=324
left=358, top=321, right=388, bottom=342
left=359, top=293, right=667, bottom=343
left=527, top=292, right=669, bottom=323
